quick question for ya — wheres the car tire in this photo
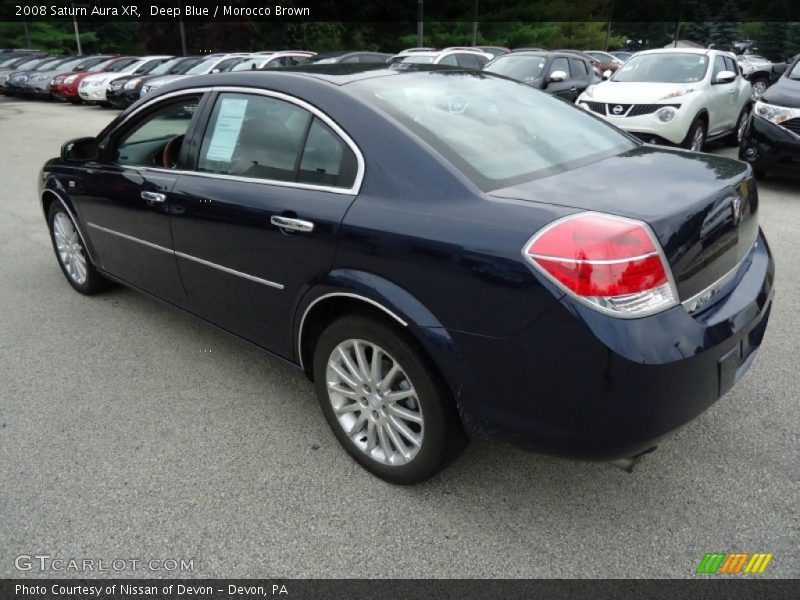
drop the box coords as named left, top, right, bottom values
left=313, top=314, right=466, bottom=484
left=47, top=202, right=112, bottom=295
left=751, top=77, right=768, bottom=100
left=726, top=105, right=751, bottom=147
left=682, top=116, right=707, bottom=152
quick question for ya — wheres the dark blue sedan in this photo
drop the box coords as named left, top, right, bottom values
left=39, top=66, right=774, bottom=484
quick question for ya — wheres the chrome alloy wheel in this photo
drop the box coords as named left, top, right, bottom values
left=752, top=80, right=767, bottom=100
left=326, top=339, right=424, bottom=466
left=690, top=124, right=705, bottom=152
left=737, top=109, right=749, bottom=143
left=53, top=212, right=88, bottom=285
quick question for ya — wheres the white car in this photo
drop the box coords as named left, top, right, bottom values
left=389, top=48, right=493, bottom=70
left=78, top=55, right=172, bottom=103
left=140, top=53, right=251, bottom=96
left=576, top=48, right=753, bottom=151
left=229, top=51, right=316, bottom=72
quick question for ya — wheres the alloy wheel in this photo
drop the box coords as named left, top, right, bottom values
left=690, top=124, right=705, bottom=152
left=325, top=339, right=424, bottom=466
left=752, top=81, right=767, bottom=100
left=737, top=109, right=750, bottom=143
left=53, top=212, right=87, bottom=285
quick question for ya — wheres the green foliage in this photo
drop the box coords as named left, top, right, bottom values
left=0, top=21, right=96, bottom=54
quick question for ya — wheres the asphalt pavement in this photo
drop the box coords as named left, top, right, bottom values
left=0, top=97, right=797, bottom=578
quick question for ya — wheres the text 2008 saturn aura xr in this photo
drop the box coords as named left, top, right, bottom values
left=39, top=67, right=774, bottom=484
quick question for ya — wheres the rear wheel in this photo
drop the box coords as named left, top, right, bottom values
left=48, top=202, right=112, bottom=295
left=682, top=116, right=707, bottom=152
left=313, top=315, right=466, bottom=484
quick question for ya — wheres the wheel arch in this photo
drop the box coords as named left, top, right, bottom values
left=40, top=184, right=99, bottom=265
left=293, top=270, right=464, bottom=403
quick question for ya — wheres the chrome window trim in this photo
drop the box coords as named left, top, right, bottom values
left=87, top=222, right=284, bottom=290
left=112, top=85, right=365, bottom=196
left=297, top=293, right=408, bottom=369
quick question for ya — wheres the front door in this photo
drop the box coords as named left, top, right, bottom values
left=545, top=57, right=577, bottom=100
left=76, top=93, right=205, bottom=304
left=169, top=90, right=361, bottom=358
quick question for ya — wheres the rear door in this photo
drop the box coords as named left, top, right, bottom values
left=170, top=89, right=361, bottom=358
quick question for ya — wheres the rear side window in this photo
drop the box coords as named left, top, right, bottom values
left=298, top=119, right=358, bottom=187
left=570, top=58, right=588, bottom=76
left=456, top=54, right=482, bottom=70
left=197, top=92, right=357, bottom=188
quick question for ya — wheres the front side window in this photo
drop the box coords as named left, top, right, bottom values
left=457, top=54, right=482, bottom=69
left=439, top=54, right=458, bottom=66
left=197, top=92, right=357, bottom=188
left=570, top=58, right=588, bottom=76
left=613, top=53, right=709, bottom=83
left=352, top=71, right=635, bottom=191
left=549, top=57, right=570, bottom=77
left=112, top=96, right=200, bottom=168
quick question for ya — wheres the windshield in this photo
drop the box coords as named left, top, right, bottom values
left=88, top=59, right=114, bottom=72
left=185, top=58, right=217, bottom=75
left=134, top=59, right=166, bottom=75
left=613, top=53, right=709, bottom=83
left=149, top=57, right=182, bottom=75
left=14, top=58, right=44, bottom=69
left=352, top=71, right=635, bottom=191
left=36, top=58, right=66, bottom=70
left=107, top=59, right=138, bottom=73
left=50, top=57, right=85, bottom=72
left=484, top=55, right=546, bottom=81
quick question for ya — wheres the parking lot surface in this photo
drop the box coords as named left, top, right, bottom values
left=0, top=97, right=797, bottom=578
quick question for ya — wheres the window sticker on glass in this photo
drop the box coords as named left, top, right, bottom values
left=205, top=98, right=248, bottom=162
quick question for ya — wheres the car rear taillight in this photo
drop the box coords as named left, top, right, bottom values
left=523, top=212, right=678, bottom=318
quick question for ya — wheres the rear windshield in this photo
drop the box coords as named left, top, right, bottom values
left=351, top=71, right=635, bottom=191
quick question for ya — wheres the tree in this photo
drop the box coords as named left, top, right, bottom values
left=708, top=0, right=742, bottom=51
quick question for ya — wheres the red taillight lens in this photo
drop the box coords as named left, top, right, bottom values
left=524, top=212, right=677, bottom=317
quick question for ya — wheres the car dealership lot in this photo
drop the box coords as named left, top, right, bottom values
left=0, top=98, right=797, bottom=578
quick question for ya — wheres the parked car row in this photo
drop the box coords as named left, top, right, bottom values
left=0, top=44, right=629, bottom=110
left=4, top=45, right=798, bottom=178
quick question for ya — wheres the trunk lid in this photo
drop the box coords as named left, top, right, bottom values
left=490, top=146, right=759, bottom=302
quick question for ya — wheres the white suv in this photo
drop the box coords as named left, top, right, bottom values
left=576, top=48, right=752, bottom=151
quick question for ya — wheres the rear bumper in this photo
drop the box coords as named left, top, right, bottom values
left=445, top=230, right=774, bottom=459
left=740, top=114, right=800, bottom=176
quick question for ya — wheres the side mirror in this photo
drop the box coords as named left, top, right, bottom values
left=210, top=68, right=221, bottom=74
left=715, top=70, right=736, bottom=84
left=602, top=69, right=612, bottom=79
left=548, top=70, right=567, bottom=83
left=61, top=137, right=99, bottom=162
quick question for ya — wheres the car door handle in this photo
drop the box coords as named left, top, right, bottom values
left=270, top=215, right=314, bottom=233
left=141, top=191, right=166, bottom=203
left=570, top=87, right=577, bottom=92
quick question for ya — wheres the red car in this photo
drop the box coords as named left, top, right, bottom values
left=50, top=56, right=137, bottom=103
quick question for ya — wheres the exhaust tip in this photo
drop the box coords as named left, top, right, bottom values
left=609, top=446, right=657, bottom=473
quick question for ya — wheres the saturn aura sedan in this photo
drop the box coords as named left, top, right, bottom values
left=40, top=66, right=774, bottom=484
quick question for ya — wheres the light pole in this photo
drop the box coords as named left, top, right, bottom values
left=72, top=2, right=87, bottom=55
left=417, top=0, right=424, bottom=47
left=179, top=18, right=188, bottom=55
left=472, top=0, right=479, bottom=46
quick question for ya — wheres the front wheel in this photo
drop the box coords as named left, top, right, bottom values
left=313, top=315, right=466, bottom=484
left=682, top=117, right=707, bottom=152
left=48, top=202, right=112, bottom=295
left=726, top=105, right=751, bottom=147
